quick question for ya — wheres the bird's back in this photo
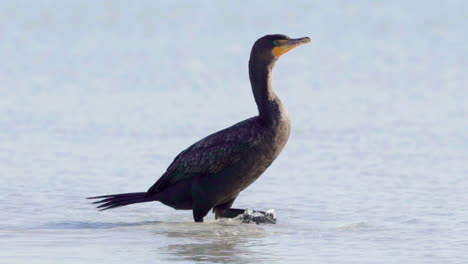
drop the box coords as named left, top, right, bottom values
left=147, top=115, right=289, bottom=198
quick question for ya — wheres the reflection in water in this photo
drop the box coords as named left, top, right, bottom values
left=42, top=220, right=276, bottom=263
left=41, top=220, right=163, bottom=230
left=154, top=221, right=274, bottom=263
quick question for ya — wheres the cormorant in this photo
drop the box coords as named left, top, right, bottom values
left=88, top=34, right=311, bottom=222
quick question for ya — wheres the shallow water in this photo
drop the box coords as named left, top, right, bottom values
left=1, top=1, right=467, bottom=263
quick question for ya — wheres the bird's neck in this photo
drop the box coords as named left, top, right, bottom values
left=249, top=59, right=287, bottom=124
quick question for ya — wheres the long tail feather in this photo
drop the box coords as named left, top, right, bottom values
left=87, top=192, right=151, bottom=211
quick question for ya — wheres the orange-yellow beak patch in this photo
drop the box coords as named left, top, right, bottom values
left=272, top=37, right=312, bottom=57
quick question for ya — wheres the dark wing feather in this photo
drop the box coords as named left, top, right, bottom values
left=147, top=117, right=262, bottom=195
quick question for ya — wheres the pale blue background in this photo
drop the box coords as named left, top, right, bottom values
left=1, top=1, right=467, bottom=263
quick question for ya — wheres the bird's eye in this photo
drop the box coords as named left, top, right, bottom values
left=273, top=40, right=279, bottom=46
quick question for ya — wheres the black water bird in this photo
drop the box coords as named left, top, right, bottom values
left=88, top=34, right=311, bottom=222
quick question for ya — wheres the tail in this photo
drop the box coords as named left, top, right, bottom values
left=87, top=192, right=151, bottom=211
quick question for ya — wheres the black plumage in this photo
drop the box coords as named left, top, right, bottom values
left=88, top=34, right=311, bottom=222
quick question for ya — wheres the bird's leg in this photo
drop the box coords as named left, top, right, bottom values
left=213, top=197, right=269, bottom=219
left=219, top=208, right=246, bottom=218
left=192, top=203, right=211, bottom=223
left=213, top=198, right=237, bottom=219
left=193, top=205, right=211, bottom=222
left=191, top=180, right=212, bottom=223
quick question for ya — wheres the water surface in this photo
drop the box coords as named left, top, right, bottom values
left=1, top=1, right=467, bottom=263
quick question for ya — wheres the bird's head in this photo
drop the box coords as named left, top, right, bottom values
left=250, top=34, right=311, bottom=65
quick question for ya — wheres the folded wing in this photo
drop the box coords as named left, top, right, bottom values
left=146, top=117, right=262, bottom=196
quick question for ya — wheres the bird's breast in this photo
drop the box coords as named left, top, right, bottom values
left=233, top=118, right=290, bottom=190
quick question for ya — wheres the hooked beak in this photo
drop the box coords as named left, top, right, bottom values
left=272, top=37, right=311, bottom=57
